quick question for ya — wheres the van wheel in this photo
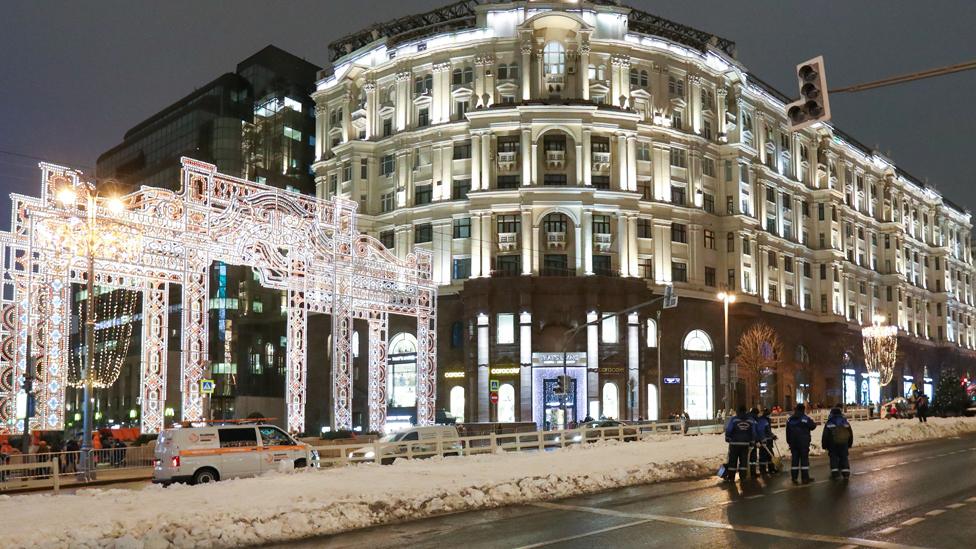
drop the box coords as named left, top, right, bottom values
left=192, top=467, right=219, bottom=485
left=381, top=457, right=396, bottom=465
left=294, top=459, right=307, bottom=469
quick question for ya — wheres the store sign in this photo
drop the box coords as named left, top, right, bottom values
left=663, top=377, right=681, bottom=385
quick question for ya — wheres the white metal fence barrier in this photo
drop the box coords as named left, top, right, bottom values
left=0, top=445, right=155, bottom=492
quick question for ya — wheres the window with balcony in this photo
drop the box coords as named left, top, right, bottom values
left=453, top=218, right=471, bottom=239
left=543, top=42, right=565, bottom=75
left=414, top=74, right=432, bottom=95
left=414, top=223, right=432, bottom=244
left=497, top=214, right=520, bottom=234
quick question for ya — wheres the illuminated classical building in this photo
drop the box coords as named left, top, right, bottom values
left=314, top=0, right=976, bottom=425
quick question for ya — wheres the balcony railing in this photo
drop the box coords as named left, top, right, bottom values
left=592, top=151, right=611, bottom=169
left=546, top=149, right=565, bottom=168
left=547, top=231, right=566, bottom=250
left=497, top=151, right=518, bottom=170
left=497, top=232, right=518, bottom=252
left=593, top=233, right=612, bottom=252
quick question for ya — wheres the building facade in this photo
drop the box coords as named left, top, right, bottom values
left=80, top=46, right=321, bottom=430
left=314, top=0, right=976, bottom=427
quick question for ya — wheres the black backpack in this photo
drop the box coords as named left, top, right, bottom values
left=831, top=422, right=851, bottom=446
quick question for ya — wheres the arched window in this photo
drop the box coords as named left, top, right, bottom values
left=424, top=74, right=433, bottom=92
left=602, top=382, right=619, bottom=419
left=265, top=342, right=276, bottom=370
left=647, top=383, right=658, bottom=421
left=683, top=329, right=713, bottom=352
left=640, top=70, right=649, bottom=87
left=543, top=212, right=569, bottom=233
left=629, top=68, right=639, bottom=86
left=452, top=68, right=462, bottom=85
left=388, top=333, right=418, bottom=408
left=450, top=321, right=463, bottom=348
left=351, top=330, right=360, bottom=358
left=543, top=42, right=565, bottom=75
left=449, top=386, right=465, bottom=422
left=646, top=318, right=658, bottom=347
left=508, top=63, right=519, bottom=80
left=498, top=383, right=516, bottom=422
left=463, top=66, right=473, bottom=83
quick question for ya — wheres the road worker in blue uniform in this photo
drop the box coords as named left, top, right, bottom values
left=786, top=403, right=817, bottom=483
left=752, top=408, right=776, bottom=475
left=724, top=405, right=758, bottom=482
left=822, top=406, right=854, bottom=479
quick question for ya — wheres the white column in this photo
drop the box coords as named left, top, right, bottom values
left=519, top=312, right=532, bottom=422
left=579, top=42, right=591, bottom=100
left=575, top=141, right=583, bottom=186
left=627, top=216, right=638, bottom=277
left=481, top=130, right=492, bottom=190
left=689, top=75, right=702, bottom=135
left=477, top=313, right=490, bottom=422
left=627, top=312, right=639, bottom=421
left=481, top=214, right=492, bottom=276
left=582, top=129, right=592, bottom=187
left=531, top=139, right=539, bottom=186
left=626, top=135, right=637, bottom=191
left=617, top=215, right=629, bottom=276
left=470, top=213, right=482, bottom=277
left=521, top=128, right=532, bottom=186
left=716, top=88, right=728, bottom=139
left=521, top=41, right=532, bottom=101
left=471, top=133, right=482, bottom=191
left=396, top=71, right=409, bottom=131
left=616, top=134, right=627, bottom=190
left=582, top=210, right=594, bottom=275
left=586, top=311, right=600, bottom=414
left=521, top=210, right=532, bottom=275
left=314, top=105, right=326, bottom=160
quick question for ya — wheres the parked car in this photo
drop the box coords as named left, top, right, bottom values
left=575, top=419, right=640, bottom=443
left=153, top=423, right=317, bottom=485
left=348, top=425, right=462, bottom=465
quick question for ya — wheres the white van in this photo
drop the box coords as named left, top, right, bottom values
left=153, top=423, right=318, bottom=485
left=348, top=425, right=461, bottom=464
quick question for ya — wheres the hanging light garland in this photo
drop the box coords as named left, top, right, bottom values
left=68, top=286, right=138, bottom=388
left=862, top=315, right=898, bottom=386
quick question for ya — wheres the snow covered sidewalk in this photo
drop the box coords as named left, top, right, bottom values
left=4, top=417, right=976, bottom=548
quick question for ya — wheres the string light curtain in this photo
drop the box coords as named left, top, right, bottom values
left=68, top=287, right=138, bottom=388
left=862, top=317, right=898, bottom=386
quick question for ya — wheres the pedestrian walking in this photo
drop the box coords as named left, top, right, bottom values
left=64, top=436, right=79, bottom=473
left=786, top=404, right=817, bottom=483
left=822, top=406, right=854, bottom=480
left=916, top=394, right=929, bottom=423
left=723, top=405, right=758, bottom=482
left=680, top=411, right=689, bottom=435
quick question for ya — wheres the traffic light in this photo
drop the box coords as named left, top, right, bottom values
left=786, top=56, right=831, bottom=131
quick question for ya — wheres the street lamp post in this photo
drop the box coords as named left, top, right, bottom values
left=55, top=184, right=126, bottom=480
left=718, top=291, right=736, bottom=414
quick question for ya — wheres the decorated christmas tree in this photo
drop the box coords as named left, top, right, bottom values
left=932, top=368, right=969, bottom=416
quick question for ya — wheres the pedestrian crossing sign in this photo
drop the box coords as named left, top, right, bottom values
left=201, top=379, right=215, bottom=394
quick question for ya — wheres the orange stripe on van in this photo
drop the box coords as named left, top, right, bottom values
left=179, top=445, right=303, bottom=457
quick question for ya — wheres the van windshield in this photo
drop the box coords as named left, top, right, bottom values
left=379, top=432, right=408, bottom=442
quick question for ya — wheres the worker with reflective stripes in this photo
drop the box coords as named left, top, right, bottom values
left=822, top=406, right=854, bottom=479
left=785, top=403, right=817, bottom=483
left=723, top=405, right=758, bottom=482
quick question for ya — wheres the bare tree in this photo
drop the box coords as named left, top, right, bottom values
left=735, top=322, right=784, bottom=376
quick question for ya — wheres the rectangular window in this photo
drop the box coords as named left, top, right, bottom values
left=671, top=223, right=687, bottom=243
left=671, top=111, right=683, bottom=130
left=453, top=142, right=472, bottom=159
left=497, top=215, right=520, bottom=234
left=670, top=185, right=686, bottom=205
left=637, top=219, right=653, bottom=238
left=417, top=108, right=430, bottom=127
left=637, top=142, right=651, bottom=161
left=593, top=255, right=612, bottom=276
left=452, top=257, right=470, bottom=280
left=703, top=193, right=715, bottom=213
left=817, top=203, right=825, bottom=221
left=452, top=178, right=471, bottom=199
left=803, top=262, right=811, bottom=278
left=742, top=236, right=751, bottom=255
left=703, top=157, right=715, bottom=177
left=543, top=173, right=567, bottom=186
left=497, top=175, right=519, bottom=189
left=704, top=230, right=715, bottom=250
left=219, top=428, right=257, bottom=448
left=496, top=314, right=516, bottom=344
left=768, top=250, right=777, bottom=267
left=592, top=215, right=611, bottom=234
left=414, top=185, right=432, bottom=205
left=360, top=158, right=368, bottom=179
left=728, top=268, right=736, bottom=290
left=542, top=254, right=568, bottom=276
left=381, top=154, right=395, bottom=176
left=496, top=255, right=521, bottom=276
left=453, top=218, right=471, bottom=238
left=638, top=258, right=653, bottom=279
left=601, top=313, right=618, bottom=343
left=342, top=164, right=352, bottom=182
left=638, top=181, right=653, bottom=201
left=381, top=191, right=395, bottom=213
left=455, top=100, right=468, bottom=118
left=592, top=175, right=610, bottom=190
left=383, top=118, right=393, bottom=137
left=785, top=288, right=794, bottom=306
left=671, top=261, right=688, bottom=282
left=705, top=267, right=716, bottom=287
left=784, top=256, right=794, bottom=273
left=380, top=230, right=395, bottom=249
left=669, top=148, right=687, bottom=168
left=283, top=126, right=302, bottom=142
left=414, top=223, right=432, bottom=244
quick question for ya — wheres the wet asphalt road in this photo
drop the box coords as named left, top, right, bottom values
left=280, top=432, right=976, bottom=549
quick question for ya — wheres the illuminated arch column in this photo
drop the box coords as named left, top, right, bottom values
left=29, top=259, right=70, bottom=432
left=181, top=249, right=209, bottom=422
left=415, top=287, right=437, bottom=426
left=140, top=280, right=169, bottom=434
left=286, top=287, right=308, bottom=434
left=367, top=311, right=388, bottom=432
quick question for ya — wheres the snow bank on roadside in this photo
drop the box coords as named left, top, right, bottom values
left=4, top=417, right=975, bottom=548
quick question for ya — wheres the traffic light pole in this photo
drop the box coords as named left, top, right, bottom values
left=558, top=288, right=676, bottom=428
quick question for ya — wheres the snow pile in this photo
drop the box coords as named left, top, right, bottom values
left=4, top=417, right=975, bottom=548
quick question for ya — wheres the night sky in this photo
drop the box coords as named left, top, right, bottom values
left=1, top=1, right=974, bottom=229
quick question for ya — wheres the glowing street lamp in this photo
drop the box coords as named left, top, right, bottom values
left=718, top=291, right=736, bottom=410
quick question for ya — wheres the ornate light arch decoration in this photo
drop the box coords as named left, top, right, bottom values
left=0, top=158, right=436, bottom=435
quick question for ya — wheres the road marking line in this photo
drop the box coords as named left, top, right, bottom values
left=528, top=502, right=929, bottom=549
left=900, top=517, right=925, bottom=526
left=772, top=488, right=789, bottom=493
left=965, top=497, right=976, bottom=503
left=878, top=527, right=901, bottom=535
left=745, top=494, right=764, bottom=499
left=872, top=468, right=882, bottom=472
left=837, top=545, right=859, bottom=549
left=925, top=510, right=945, bottom=517
left=514, top=518, right=655, bottom=548
left=854, top=471, right=868, bottom=476
left=686, top=506, right=707, bottom=513
left=946, top=503, right=965, bottom=509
